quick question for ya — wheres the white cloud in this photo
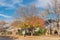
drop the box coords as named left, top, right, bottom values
left=0, top=14, right=12, bottom=18
left=35, top=0, right=52, bottom=8
left=0, top=0, right=23, bottom=9
left=0, top=3, right=14, bottom=8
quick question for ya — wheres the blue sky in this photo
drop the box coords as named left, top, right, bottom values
left=0, top=0, right=57, bottom=22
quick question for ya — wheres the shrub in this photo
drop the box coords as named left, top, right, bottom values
left=34, top=28, right=47, bottom=36
left=18, top=29, right=22, bottom=35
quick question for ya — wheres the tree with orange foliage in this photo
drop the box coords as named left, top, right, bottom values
left=13, top=4, right=47, bottom=36
left=25, top=16, right=45, bottom=28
